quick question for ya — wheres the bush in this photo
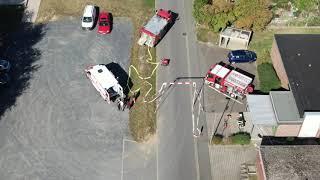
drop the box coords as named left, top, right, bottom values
left=272, top=0, right=291, bottom=10
left=209, top=12, right=235, bottom=32
left=211, top=134, right=223, bottom=144
left=258, top=63, right=281, bottom=92
left=307, top=16, right=320, bottom=26
left=293, top=0, right=318, bottom=12
left=193, top=0, right=273, bottom=33
left=230, top=132, right=251, bottom=145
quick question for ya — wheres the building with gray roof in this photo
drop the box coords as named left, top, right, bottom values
left=257, top=145, right=320, bottom=180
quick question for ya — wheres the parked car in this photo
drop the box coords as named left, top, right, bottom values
left=0, top=59, right=10, bottom=72
left=81, top=5, right=96, bottom=30
left=227, top=50, right=257, bottom=63
left=0, top=73, right=10, bottom=85
left=97, top=12, right=112, bottom=34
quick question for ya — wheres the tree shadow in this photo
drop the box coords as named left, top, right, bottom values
left=0, top=5, right=45, bottom=118
left=105, top=62, right=133, bottom=96
left=251, top=90, right=269, bottom=95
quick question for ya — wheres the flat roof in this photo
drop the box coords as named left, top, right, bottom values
left=225, top=70, right=252, bottom=90
left=260, top=145, right=320, bottom=180
left=270, top=91, right=302, bottom=123
left=247, top=95, right=277, bottom=125
left=275, top=34, right=320, bottom=117
left=88, top=65, right=118, bottom=90
left=144, top=14, right=168, bottom=36
left=210, top=64, right=230, bottom=78
left=220, top=27, right=251, bottom=41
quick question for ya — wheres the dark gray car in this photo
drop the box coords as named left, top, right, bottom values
left=0, top=59, right=11, bottom=72
left=0, top=73, right=10, bottom=85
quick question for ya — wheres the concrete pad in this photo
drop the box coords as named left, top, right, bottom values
left=122, top=139, right=157, bottom=180
left=209, top=145, right=257, bottom=180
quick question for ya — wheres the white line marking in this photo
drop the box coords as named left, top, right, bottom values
left=121, top=139, right=125, bottom=180
left=156, top=132, right=159, bottom=180
left=177, top=82, right=183, bottom=85
left=170, top=82, right=175, bottom=85
left=185, top=82, right=190, bottom=85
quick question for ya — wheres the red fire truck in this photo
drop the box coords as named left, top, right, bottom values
left=138, top=9, right=173, bottom=47
left=205, top=62, right=254, bottom=99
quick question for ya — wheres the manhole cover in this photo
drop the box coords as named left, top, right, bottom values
left=182, top=32, right=187, bottom=36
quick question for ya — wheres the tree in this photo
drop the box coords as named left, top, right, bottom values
left=233, top=0, right=272, bottom=31
left=206, top=0, right=236, bottom=32
left=209, top=11, right=236, bottom=32
left=193, top=0, right=210, bottom=24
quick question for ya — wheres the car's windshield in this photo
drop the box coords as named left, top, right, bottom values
left=246, top=52, right=252, bottom=58
left=83, top=17, right=92, bottom=22
left=99, top=21, right=109, bottom=26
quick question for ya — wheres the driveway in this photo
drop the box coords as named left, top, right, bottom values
left=0, top=18, right=133, bottom=180
left=197, top=42, right=258, bottom=136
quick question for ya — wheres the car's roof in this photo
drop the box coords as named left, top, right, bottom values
left=0, top=59, right=8, bottom=64
left=99, top=12, right=109, bottom=17
left=230, top=50, right=248, bottom=56
left=87, top=65, right=118, bottom=90
left=84, top=5, right=95, bottom=16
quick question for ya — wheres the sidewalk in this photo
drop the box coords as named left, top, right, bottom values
left=23, top=0, right=42, bottom=22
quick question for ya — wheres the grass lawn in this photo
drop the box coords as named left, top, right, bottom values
left=128, top=47, right=157, bottom=142
left=249, top=28, right=320, bottom=92
left=257, top=63, right=280, bottom=92
left=196, top=27, right=219, bottom=44
left=37, top=0, right=156, bottom=142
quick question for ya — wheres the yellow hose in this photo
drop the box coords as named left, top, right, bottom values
left=126, top=47, right=161, bottom=103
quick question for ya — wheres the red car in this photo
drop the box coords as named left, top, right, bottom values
left=97, top=12, right=112, bottom=34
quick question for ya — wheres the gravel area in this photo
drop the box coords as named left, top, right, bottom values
left=0, top=17, right=133, bottom=180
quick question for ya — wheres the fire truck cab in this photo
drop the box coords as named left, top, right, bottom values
left=138, top=9, right=173, bottom=47
left=205, top=62, right=254, bottom=99
left=85, top=64, right=124, bottom=103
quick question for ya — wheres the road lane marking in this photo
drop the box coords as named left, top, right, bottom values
left=121, top=139, right=125, bottom=180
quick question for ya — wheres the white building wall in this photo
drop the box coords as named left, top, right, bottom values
left=298, top=112, right=320, bottom=137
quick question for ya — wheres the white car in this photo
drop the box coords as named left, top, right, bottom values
left=81, top=5, right=96, bottom=30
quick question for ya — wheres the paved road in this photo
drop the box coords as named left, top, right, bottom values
left=156, top=0, right=211, bottom=180
left=0, top=18, right=134, bottom=180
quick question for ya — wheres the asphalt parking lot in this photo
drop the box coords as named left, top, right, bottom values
left=0, top=17, right=134, bottom=179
